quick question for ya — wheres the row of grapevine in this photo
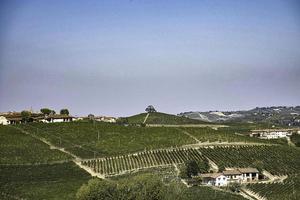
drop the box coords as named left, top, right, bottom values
left=200, top=145, right=300, bottom=175
left=81, top=148, right=207, bottom=175
left=246, top=175, right=300, bottom=200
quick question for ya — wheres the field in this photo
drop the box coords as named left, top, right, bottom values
left=0, top=162, right=90, bottom=200
left=0, top=125, right=71, bottom=164
left=126, top=112, right=209, bottom=125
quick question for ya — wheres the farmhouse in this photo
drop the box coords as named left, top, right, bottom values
left=200, top=168, right=259, bottom=186
left=0, top=116, right=9, bottom=125
left=94, top=116, right=116, bottom=123
left=200, top=173, right=227, bottom=186
left=46, top=115, right=73, bottom=123
left=250, top=129, right=294, bottom=139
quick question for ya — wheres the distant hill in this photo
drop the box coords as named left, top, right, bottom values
left=179, top=106, right=300, bottom=127
left=126, top=112, right=209, bottom=125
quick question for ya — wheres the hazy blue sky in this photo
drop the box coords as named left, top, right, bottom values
left=0, top=0, right=300, bottom=116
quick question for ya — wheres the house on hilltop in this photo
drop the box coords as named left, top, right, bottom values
left=250, top=129, right=294, bottom=139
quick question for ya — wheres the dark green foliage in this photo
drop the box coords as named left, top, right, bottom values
left=77, top=174, right=165, bottom=200
left=60, top=108, right=70, bottom=115
left=40, top=108, right=52, bottom=115
left=145, top=105, right=157, bottom=113
left=21, top=110, right=31, bottom=122
left=77, top=174, right=246, bottom=200
left=185, top=160, right=200, bottom=178
left=291, top=133, right=300, bottom=147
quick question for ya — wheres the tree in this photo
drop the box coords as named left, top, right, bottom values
left=60, top=109, right=69, bottom=115
left=21, top=110, right=31, bottom=123
left=145, top=105, right=157, bottom=113
left=185, top=160, right=200, bottom=178
left=76, top=179, right=118, bottom=200
left=88, top=114, right=95, bottom=120
left=50, top=110, right=56, bottom=115
left=40, top=108, right=51, bottom=115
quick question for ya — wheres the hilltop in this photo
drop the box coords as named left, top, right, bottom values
left=126, top=112, right=209, bottom=125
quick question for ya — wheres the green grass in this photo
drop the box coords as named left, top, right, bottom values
left=0, top=125, right=72, bottom=164
left=127, top=112, right=208, bottom=124
left=17, top=122, right=195, bottom=158
left=0, top=162, right=90, bottom=200
left=201, top=145, right=300, bottom=175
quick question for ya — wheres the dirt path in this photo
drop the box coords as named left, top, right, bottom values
left=173, top=164, right=190, bottom=187
left=286, top=137, right=296, bottom=147
left=241, top=188, right=267, bottom=200
left=182, top=142, right=273, bottom=148
left=146, top=124, right=228, bottom=128
left=261, top=170, right=288, bottom=183
left=143, top=113, right=150, bottom=124
left=206, top=157, right=219, bottom=172
left=180, top=130, right=200, bottom=143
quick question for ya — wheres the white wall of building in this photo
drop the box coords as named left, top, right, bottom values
left=0, top=116, right=8, bottom=125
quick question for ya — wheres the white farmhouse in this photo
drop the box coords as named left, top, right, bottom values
left=250, top=129, right=294, bottom=139
left=46, top=115, right=73, bottom=123
left=200, top=168, right=259, bottom=186
left=0, top=116, right=9, bottom=125
left=200, top=173, right=227, bottom=186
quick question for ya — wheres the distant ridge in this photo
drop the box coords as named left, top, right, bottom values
left=178, top=106, right=300, bottom=127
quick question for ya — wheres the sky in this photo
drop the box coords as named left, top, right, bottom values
left=0, top=0, right=300, bottom=117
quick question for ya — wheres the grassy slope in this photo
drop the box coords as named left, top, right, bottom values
left=127, top=112, right=209, bottom=124
left=0, top=162, right=90, bottom=200
left=0, top=125, right=71, bottom=164
left=17, top=122, right=195, bottom=158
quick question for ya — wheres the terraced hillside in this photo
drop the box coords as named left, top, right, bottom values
left=16, top=122, right=278, bottom=159
left=17, top=122, right=195, bottom=158
left=127, top=112, right=208, bottom=125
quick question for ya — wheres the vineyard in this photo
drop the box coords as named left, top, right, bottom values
left=17, top=122, right=195, bottom=158
left=82, top=148, right=208, bottom=176
left=0, top=125, right=71, bottom=164
left=0, top=162, right=90, bottom=200
left=246, top=175, right=300, bottom=200
left=200, top=145, right=300, bottom=175
left=126, top=112, right=209, bottom=125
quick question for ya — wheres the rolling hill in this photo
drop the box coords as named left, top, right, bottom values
left=126, top=112, right=209, bottom=125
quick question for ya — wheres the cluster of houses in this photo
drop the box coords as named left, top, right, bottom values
left=0, top=112, right=117, bottom=125
left=249, top=129, right=299, bottom=139
left=200, top=168, right=259, bottom=186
